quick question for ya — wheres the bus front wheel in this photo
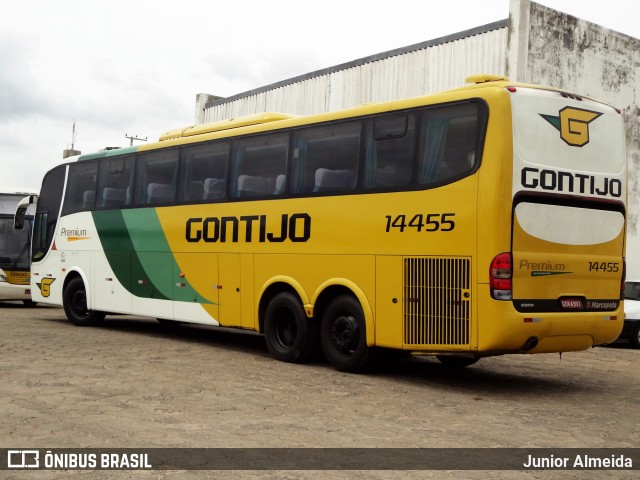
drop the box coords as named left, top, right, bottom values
left=264, top=292, right=319, bottom=363
left=320, top=295, right=371, bottom=373
left=63, top=277, right=105, bottom=326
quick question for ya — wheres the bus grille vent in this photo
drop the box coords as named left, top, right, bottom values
left=403, top=257, right=471, bottom=346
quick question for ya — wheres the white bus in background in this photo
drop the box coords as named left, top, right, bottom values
left=1, top=189, right=38, bottom=305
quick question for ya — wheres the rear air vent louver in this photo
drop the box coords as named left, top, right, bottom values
left=403, top=257, right=471, bottom=346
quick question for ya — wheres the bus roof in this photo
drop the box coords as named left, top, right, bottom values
left=159, top=112, right=298, bottom=141
left=70, top=75, right=619, bottom=162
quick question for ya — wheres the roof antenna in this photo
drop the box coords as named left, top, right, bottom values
left=62, top=121, right=82, bottom=159
left=125, top=134, right=147, bottom=146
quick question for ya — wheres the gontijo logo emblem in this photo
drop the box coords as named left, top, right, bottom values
left=37, top=277, right=56, bottom=297
left=540, top=107, right=602, bottom=147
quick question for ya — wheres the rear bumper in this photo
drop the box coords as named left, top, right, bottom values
left=477, top=285, right=623, bottom=353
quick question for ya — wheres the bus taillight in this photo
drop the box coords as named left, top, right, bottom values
left=490, top=253, right=512, bottom=300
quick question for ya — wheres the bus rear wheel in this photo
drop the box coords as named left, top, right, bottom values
left=63, top=277, right=105, bottom=326
left=264, top=292, right=319, bottom=363
left=320, top=295, right=371, bottom=373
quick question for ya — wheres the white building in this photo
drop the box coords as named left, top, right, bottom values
left=196, top=0, right=640, bottom=276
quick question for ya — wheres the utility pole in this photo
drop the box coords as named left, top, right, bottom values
left=125, top=134, right=147, bottom=146
left=71, top=121, right=77, bottom=150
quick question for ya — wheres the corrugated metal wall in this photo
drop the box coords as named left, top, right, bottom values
left=202, top=26, right=508, bottom=123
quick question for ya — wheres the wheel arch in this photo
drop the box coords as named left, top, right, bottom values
left=312, top=279, right=375, bottom=346
left=62, top=268, right=92, bottom=309
left=257, top=276, right=310, bottom=333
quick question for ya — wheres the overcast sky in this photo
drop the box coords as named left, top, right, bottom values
left=1, top=0, right=638, bottom=191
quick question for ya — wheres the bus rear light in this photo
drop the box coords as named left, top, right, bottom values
left=506, top=86, right=517, bottom=93
left=490, top=252, right=512, bottom=300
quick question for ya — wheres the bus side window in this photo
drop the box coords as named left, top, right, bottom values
left=134, top=150, right=179, bottom=205
left=62, top=161, right=98, bottom=215
left=418, top=104, right=481, bottom=185
left=179, top=142, right=229, bottom=203
left=231, top=133, right=288, bottom=198
left=364, top=114, right=415, bottom=189
left=291, top=122, right=360, bottom=194
left=97, top=156, right=135, bottom=209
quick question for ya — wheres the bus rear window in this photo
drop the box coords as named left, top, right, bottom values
left=417, top=104, right=481, bottom=185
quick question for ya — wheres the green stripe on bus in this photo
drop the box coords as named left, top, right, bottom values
left=93, top=209, right=211, bottom=304
left=78, top=146, right=139, bottom=161
left=121, top=209, right=174, bottom=299
left=92, top=209, right=136, bottom=293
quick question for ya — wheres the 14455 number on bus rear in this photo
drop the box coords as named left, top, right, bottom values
left=384, top=213, right=456, bottom=233
left=588, top=261, right=620, bottom=273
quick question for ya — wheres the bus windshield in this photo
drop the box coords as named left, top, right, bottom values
left=624, top=281, right=640, bottom=301
left=0, top=216, right=32, bottom=270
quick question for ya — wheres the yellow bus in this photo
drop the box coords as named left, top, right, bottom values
left=0, top=189, right=37, bottom=305
left=22, top=75, right=627, bottom=372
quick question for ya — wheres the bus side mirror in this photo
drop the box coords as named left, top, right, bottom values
left=14, top=194, right=38, bottom=230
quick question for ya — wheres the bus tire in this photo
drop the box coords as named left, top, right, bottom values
left=264, top=292, right=319, bottom=363
left=320, top=295, right=371, bottom=373
left=629, top=323, right=640, bottom=349
left=63, top=277, right=105, bottom=326
left=435, top=355, right=479, bottom=368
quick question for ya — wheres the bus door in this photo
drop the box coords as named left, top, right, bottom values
left=218, top=253, right=243, bottom=327
left=31, top=165, right=66, bottom=304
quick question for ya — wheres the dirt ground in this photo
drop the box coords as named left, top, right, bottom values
left=1, top=302, right=639, bottom=480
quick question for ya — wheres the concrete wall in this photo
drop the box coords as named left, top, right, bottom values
left=508, top=0, right=640, bottom=277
